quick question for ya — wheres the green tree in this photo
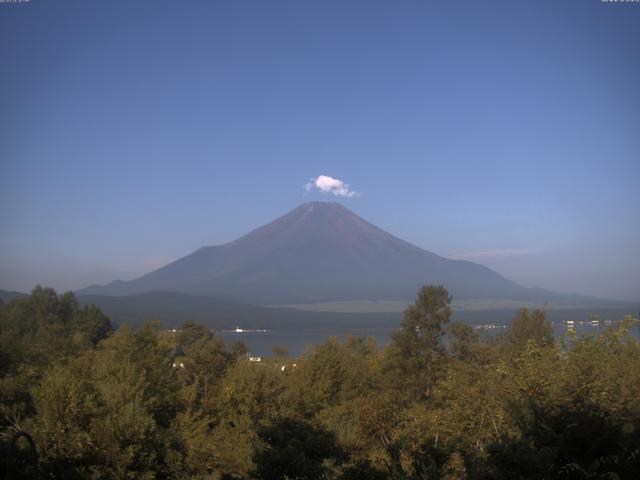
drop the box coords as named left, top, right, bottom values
left=271, top=345, right=289, bottom=358
left=175, top=321, right=235, bottom=410
left=502, top=308, right=554, bottom=354
left=447, top=322, right=480, bottom=362
left=387, top=284, right=452, bottom=399
left=252, top=418, right=343, bottom=480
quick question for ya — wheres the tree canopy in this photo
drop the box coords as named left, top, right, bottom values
left=1, top=286, right=639, bottom=479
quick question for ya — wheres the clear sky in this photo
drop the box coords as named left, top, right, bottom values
left=1, top=0, right=639, bottom=301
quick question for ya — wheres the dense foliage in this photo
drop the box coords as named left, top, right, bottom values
left=1, top=286, right=639, bottom=479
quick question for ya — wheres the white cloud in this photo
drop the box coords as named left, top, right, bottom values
left=304, top=175, right=360, bottom=198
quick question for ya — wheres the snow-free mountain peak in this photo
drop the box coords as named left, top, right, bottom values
left=77, top=202, right=552, bottom=303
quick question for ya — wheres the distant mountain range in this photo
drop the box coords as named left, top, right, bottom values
left=0, top=289, right=28, bottom=303
left=77, top=202, right=569, bottom=304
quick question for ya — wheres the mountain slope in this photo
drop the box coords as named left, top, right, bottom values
left=77, top=202, right=556, bottom=303
left=0, top=289, right=28, bottom=303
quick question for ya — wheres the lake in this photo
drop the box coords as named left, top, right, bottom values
left=218, top=318, right=640, bottom=357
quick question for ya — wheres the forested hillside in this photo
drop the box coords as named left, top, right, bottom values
left=1, top=286, right=639, bottom=479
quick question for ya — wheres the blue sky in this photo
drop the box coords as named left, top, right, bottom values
left=1, top=0, right=639, bottom=300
